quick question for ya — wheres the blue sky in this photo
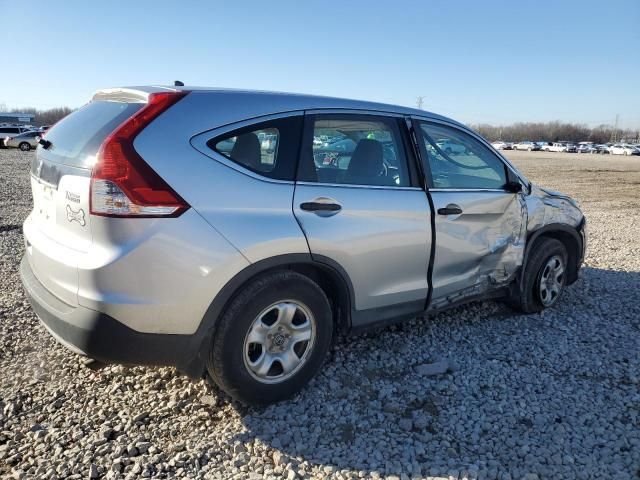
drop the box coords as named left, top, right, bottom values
left=2, top=0, right=639, bottom=127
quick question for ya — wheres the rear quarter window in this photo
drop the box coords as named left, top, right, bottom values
left=205, top=116, right=303, bottom=181
left=41, top=101, right=142, bottom=168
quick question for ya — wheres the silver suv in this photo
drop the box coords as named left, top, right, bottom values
left=21, top=86, right=586, bottom=404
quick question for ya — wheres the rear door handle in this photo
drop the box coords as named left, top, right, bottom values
left=437, top=205, right=463, bottom=215
left=300, top=201, right=342, bottom=212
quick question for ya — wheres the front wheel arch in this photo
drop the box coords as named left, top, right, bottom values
left=519, top=223, right=583, bottom=289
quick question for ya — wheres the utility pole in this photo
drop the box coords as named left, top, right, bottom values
left=416, top=96, right=425, bottom=110
left=611, top=114, right=619, bottom=143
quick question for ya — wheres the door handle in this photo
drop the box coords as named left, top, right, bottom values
left=437, top=205, right=463, bottom=215
left=300, top=201, right=342, bottom=212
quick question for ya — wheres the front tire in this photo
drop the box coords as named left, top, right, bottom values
left=510, top=238, right=568, bottom=313
left=207, top=271, right=333, bottom=405
left=19, top=142, right=31, bottom=151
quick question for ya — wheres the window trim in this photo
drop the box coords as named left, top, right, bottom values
left=190, top=111, right=304, bottom=185
left=297, top=111, right=418, bottom=189
left=413, top=118, right=523, bottom=192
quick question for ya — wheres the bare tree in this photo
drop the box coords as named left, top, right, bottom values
left=4, top=106, right=75, bottom=126
left=470, top=121, right=637, bottom=144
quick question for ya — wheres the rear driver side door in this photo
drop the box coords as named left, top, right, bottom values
left=293, top=112, right=432, bottom=326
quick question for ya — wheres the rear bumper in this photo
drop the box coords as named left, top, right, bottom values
left=20, top=255, right=199, bottom=374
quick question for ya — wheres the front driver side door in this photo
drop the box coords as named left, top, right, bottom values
left=415, top=120, right=526, bottom=308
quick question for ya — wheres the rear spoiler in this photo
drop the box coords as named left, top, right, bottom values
left=92, top=86, right=180, bottom=104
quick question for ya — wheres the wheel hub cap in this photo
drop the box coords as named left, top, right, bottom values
left=243, top=301, right=316, bottom=384
left=539, top=255, right=565, bottom=306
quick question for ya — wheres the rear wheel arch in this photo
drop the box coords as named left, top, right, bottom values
left=184, top=254, right=353, bottom=377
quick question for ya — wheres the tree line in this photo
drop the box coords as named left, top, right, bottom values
left=469, top=121, right=640, bottom=144
left=3, top=103, right=639, bottom=144
left=0, top=104, right=75, bottom=126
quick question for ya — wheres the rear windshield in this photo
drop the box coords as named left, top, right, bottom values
left=41, top=100, right=142, bottom=168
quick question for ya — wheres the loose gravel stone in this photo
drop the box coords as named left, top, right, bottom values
left=1, top=149, right=639, bottom=479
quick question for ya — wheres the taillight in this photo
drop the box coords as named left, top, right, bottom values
left=90, top=91, right=189, bottom=218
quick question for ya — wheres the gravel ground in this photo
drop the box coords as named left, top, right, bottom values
left=1, top=148, right=639, bottom=480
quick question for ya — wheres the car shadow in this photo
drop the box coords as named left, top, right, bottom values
left=213, top=266, right=640, bottom=478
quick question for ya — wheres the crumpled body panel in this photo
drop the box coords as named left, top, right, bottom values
left=429, top=185, right=583, bottom=309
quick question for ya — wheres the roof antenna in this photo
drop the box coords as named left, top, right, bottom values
left=174, top=80, right=184, bottom=87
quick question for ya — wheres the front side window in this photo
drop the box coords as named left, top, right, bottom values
left=419, top=122, right=507, bottom=189
left=207, top=116, right=302, bottom=181
left=299, top=115, right=410, bottom=187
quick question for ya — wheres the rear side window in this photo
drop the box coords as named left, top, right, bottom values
left=0, top=128, right=20, bottom=134
left=298, top=114, right=411, bottom=187
left=42, top=101, right=142, bottom=168
left=207, top=116, right=302, bottom=181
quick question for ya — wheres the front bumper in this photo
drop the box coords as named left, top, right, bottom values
left=20, top=256, right=197, bottom=373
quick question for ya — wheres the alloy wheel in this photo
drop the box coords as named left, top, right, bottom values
left=243, top=301, right=316, bottom=384
left=539, top=255, right=565, bottom=306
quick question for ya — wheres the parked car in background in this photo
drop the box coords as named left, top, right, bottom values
left=490, top=141, right=509, bottom=150
left=3, top=130, right=40, bottom=151
left=0, top=126, right=30, bottom=147
left=564, top=143, right=577, bottom=153
left=548, top=142, right=568, bottom=153
left=513, top=141, right=540, bottom=151
left=576, top=142, right=596, bottom=154
left=19, top=86, right=587, bottom=405
left=436, top=139, right=467, bottom=154
left=593, top=144, right=610, bottom=154
left=610, top=144, right=640, bottom=156
left=536, top=142, right=551, bottom=151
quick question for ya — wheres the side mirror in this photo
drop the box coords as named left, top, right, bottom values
left=505, top=181, right=523, bottom=193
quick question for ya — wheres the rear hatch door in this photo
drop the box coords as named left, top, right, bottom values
left=26, top=99, right=143, bottom=306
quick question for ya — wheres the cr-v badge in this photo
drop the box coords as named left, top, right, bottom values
left=66, top=205, right=86, bottom=226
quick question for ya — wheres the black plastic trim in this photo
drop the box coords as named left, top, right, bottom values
left=409, top=118, right=437, bottom=310
left=350, top=299, right=425, bottom=332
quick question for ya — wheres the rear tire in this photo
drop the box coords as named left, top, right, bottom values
left=207, top=271, right=333, bottom=405
left=19, top=142, right=31, bottom=151
left=510, top=238, right=568, bottom=313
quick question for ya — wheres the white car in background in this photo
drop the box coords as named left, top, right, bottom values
left=436, top=139, right=466, bottom=154
left=609, top=144, right=640, bottom=156
left=513, top=141, right=540, bottom=151
left=548, top=143, right=568, bottom=153
left=490, top=141, right=509, bottom=150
